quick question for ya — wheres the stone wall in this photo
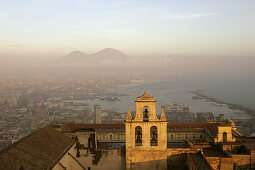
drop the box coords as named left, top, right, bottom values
left=215, top=126, right=235, bottom=143
left=126, top=150, right=167, bottom=170
left=96, top=130, right=125, bottom=142
left=53, top=144, right=85, bottom=170
left=167, top=130, right=208, bottom=142
left=134, top=101, right=158, bottom=122
left=73, top=129, right=212, bottom=148
left=125, top=120, right=168, bottom=170
left=167, top=148, right=198, bottom=170
left=232, top=154, right=251, bottom=169
left=77, top=148, right=125, bottom=170
left=75, top=132, right=93, bottom=147
left=250, top=150, right=255, bottom=169
left=206, top=157, right=233, bottom=170
left=125, top=121, right=167, bottom=151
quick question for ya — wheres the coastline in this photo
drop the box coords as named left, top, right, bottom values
left=190, top=89, right=255, bottom=118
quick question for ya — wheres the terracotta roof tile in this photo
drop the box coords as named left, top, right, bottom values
left=204, top=123, right=219, bottom=138
left=0, top=126, right=75, bottom=170
left=167, top=122, right=211, bottom=129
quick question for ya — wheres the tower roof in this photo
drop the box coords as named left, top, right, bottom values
left=135, top=91, right=156, bottom=102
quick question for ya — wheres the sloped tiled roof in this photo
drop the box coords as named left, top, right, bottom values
left=203, top=146, right=227, bottom=157
left=167, top=122, right=220, bottom=138
left=204, top=123, right=219, bottom=138
left=167, top=122, right=212, bottom=129
left=0, top=126, right=75, bottom=170
left=189, top=153, right=212, bottom=170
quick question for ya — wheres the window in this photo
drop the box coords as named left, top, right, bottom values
left=135, top=126, right=142, bottom=146
left=143, top=106, right=149, bottom=122
left=185, top=134, right=188, bottom=140
left=170, top=134, right=174, bottom=139
left=200, top=134, right=203, bottom=140
left=150, top=126, right=158, bottom=146
left=223, top=132, right=227, bottom=142
left=109, top=134, right=113, bottom=140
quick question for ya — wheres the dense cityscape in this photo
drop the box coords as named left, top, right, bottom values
left=0, top=73, right=254, bottom=151
left=0, top=74, right=132, bottom=149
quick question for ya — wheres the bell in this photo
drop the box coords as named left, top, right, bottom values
left=144, top=108, right=148, bottom=118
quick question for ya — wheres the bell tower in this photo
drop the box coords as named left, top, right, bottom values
left=125, top=92, right=167, bottom=170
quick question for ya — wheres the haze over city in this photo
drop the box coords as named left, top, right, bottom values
left=0, top=0, right=254, bottom=79
left=0, top=1, right=255, bottom=170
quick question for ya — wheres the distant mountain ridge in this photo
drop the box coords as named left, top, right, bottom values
left=61, top=48, right=129, bottom=64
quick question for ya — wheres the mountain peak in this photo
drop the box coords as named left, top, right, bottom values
left=95, top=48, right=128, bottom=59
left=61, top=51, right=88, bottom=62
left=68, top=51, right=86, bottom=56
left=96, top=48, right=125, bottom=54
left=60, top=48, right=129, bottom=64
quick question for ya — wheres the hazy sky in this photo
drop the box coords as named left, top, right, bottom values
left=0, top=0, right=255, bottom=57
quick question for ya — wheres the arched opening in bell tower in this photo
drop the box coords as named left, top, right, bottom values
left=143, top=106, right=149, bottom=122
left=135, top=126, right=142, bottom=146
left=223, top=132, right=227, bottom=142
left=150, top=126, right=158, bottom=146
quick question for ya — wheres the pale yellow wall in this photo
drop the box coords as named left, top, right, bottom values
left=75, top=132, right=92, bottom=147
left=215, top=126, right=236, bottom=143
left=206, top=157, right=220, bottom=170
left=76, top=149, right=125, bottom=170
left=134, top=101, right=158, bottom=121
left=167, top=132, right=207, bottom=142
left=53, top=144, right=84, bottom=170
left=53, top=163, right=65, bottom=170
left=206, top=157, right=234, bottom=170
left=126, top=122, right=167, bottom=151
left=96, top=131, right=125, bottom=142
left=126, top=150, right=167, bottom=170
left=232, top=154, right=251, bottom=168
left=126, top=96, right=168, bottom=170
left=73, top=129, right=213, bottom=148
